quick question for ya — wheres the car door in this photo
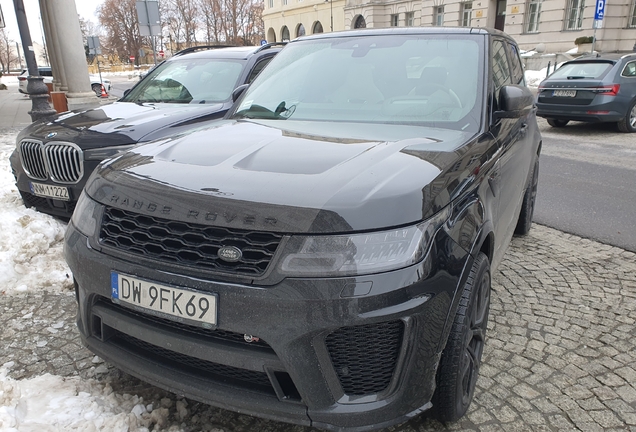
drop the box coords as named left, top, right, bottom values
left=489, top=38, right=532, bottom=269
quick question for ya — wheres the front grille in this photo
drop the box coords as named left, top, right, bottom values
left=326, top=320, right=404, bottom=396
left=96, top=297, right=273, bottom=350
left=19, top=139, right=83, bottom=183
left=111, top=330, right=275, bottom=392
left=19, top=140, right=47, bottom=180
left=44, top=143, right=83, bottom=183
left=100, top=207, right=282, bottom=276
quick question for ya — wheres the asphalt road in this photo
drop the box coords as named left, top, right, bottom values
left=108, top=74, right=140, bottom=99
left=534, top=118, right=636, bottom=252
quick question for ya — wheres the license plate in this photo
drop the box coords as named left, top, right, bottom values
left=29, top=182, right=70, bottom=201
left=553, top=90, right=576, bottom=97
left=111, top=272, right=217, bottom=328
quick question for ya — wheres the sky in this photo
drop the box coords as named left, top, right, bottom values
left=1, top=0, right=104, bottom=42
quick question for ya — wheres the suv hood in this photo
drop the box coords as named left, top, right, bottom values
left=87, top=120, right=477, bottom=233
left=17, top=101, right=226, bottom=149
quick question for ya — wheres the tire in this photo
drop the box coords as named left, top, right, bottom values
left=617, top=100, right=636, bottom=133
left=92, top=83, right=102, bottom=96
left=432, top=252, right=491, bottom=423
left=547, top=118, right=569, bottom=128
left=514, top=159, right=539, bottom=236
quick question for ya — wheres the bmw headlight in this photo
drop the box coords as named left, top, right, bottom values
left=71, top=191, right=102, bottom=237
left=277, top=207, right=450, bottom=277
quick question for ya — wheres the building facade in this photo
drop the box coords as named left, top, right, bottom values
left=263, top=0, right=636, bottom=52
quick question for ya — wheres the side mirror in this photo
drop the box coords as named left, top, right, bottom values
left=123, top=88, right=131, bottom=98
left=232, top=84, right=249, bottom=102
left=494, top=85, right=535, bottom=119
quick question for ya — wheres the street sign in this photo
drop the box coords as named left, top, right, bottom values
left=129, top=56, right=135, bottom=62
left=260, top=39, right=267, bottom=46
left=0, top=5, right=6, bottom=28
left=159, top=50, right=165, bottom=57
left=87, top=36, right=101, bottom=55
left=594, top=0, right=605, bottom=20
left=136, top=0, right=161, bottom=37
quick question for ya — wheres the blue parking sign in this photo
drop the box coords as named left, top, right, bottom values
left=594, top=0, right=605, bottom=20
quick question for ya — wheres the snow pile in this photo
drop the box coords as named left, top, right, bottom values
left=0, top=134, right=72, bottom=295
left=525, top=69, right=548, bottom=87
left=0, top=362, right=174, bottom=432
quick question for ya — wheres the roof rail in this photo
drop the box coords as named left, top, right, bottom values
left=174, top=45, right=237, bottom=56
left=254, top=42, right=288, bottom=53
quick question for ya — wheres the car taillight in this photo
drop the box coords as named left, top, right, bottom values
left=593, top=84, right=620, bottom=96
left=18, top=76, right=27, bottom=81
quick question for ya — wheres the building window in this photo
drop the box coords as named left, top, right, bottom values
left=296, top=23, right=306, bottom=37
left=313, top=21, right=324, bottom=33
left=354, top=15, right=367, bottom=28
left=281, top=26, right=290, bottom=41
left=405, top=12, right=415, bottom=26
left=282, top=0, right=288, bottom=5
left=434, top=6, right=444, bottom=25
left=629, top=0, right=636, bottom=27
left=564, top=0, right=585, bottom=30
left=461, top=2, right=473, bottom=26
left=268, top=0, right=273, bottom=7
left=525, top=0, right=542, bottom=32
left=390, top=14, right=399, bottom=26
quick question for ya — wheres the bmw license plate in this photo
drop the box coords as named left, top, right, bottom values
left=111, top=272, right=217, bottom=327
left=553, top=90, right=576, bottom=97
left=29, top=182, right=70, bottom=201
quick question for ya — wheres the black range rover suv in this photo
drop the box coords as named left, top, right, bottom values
left=65, top=28, right=541, bottom=431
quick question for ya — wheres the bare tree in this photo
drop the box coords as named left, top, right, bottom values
left=0, top=29, right=19, bottom=73
left=162, top=0, right=199, bottom=49
left=98, top=0, right=144, bottom=64
left=198, top=0, right=223, bottom=44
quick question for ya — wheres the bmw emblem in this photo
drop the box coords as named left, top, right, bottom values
left=46, top=132, right=57, bottom=139
left=218, top=246, right=242, bottom=262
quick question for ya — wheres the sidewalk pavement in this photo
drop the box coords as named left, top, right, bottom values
left=1, top=81, right=635, bottom=431
left=0, top=81, right=34, bottom=132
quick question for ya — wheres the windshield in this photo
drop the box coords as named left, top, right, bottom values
left=232, top=34, right=484, bottom=132
left=122, top=58, right=244, bottom=104
left=550, top=62, right=613, bottom=80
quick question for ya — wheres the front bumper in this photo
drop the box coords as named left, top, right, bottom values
left=65, top=221, right=469, bottom=431
left=10, top=149, right=100, bottom=219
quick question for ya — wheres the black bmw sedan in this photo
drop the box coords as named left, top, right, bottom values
left=65, top=28, right=541, bottom=431
left=10, top=44, right=283, bottom=219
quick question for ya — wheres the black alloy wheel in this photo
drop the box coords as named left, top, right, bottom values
left=92, top=83, right=102, bottom=97
left=515, top=158, right=539, bottom=235
left=617, top=100, right=636, bottom=133
left=432, top=252, right=491, bottom=422
left=547, top=118, right=569, bottom=127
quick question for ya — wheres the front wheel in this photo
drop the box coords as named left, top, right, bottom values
left=547, top=118, right=569, bottom=128
left=617, top=100, right=636, bottom=133
left=432, top=252, right=491, bottom=422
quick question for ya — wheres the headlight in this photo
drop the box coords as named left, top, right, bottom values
left=84, top=144, right=137, bottom=161
left=277, top=207, right=450, bottom=277
left=71, top=191, right=102, bottom=237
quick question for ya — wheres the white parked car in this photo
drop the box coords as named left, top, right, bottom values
left=18, top=67, right=111, bottom=96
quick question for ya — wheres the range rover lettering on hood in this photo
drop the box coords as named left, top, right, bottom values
left=108, top=194, right=278, bottom=226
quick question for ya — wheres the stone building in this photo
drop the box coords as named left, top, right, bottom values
left=263, top=0, right=636, bottom=52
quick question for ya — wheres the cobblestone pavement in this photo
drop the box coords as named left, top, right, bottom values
left=1, top=224, right=635, bottom=431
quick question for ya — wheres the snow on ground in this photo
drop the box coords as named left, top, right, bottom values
left=0, top=134, right=71, bottom=295
left=0, top=132, right=187, bottom=431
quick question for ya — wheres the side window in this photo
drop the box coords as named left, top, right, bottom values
left=621, top=61, right=636, bottom=77
left=248, top=57, right=274, bottom=83
left=508, top=43, right=525, bottom=85
left=491, top=40, right=512, bottom=109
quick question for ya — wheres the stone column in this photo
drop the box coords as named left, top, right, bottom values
left=39, top=0, right=67, bottom=91
left=48, top=0, right=98, bottom=110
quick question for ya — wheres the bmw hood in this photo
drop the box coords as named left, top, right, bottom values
left=17, top=101, right=226, bottom=149
left=87, top=120, right=478, bottom=233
